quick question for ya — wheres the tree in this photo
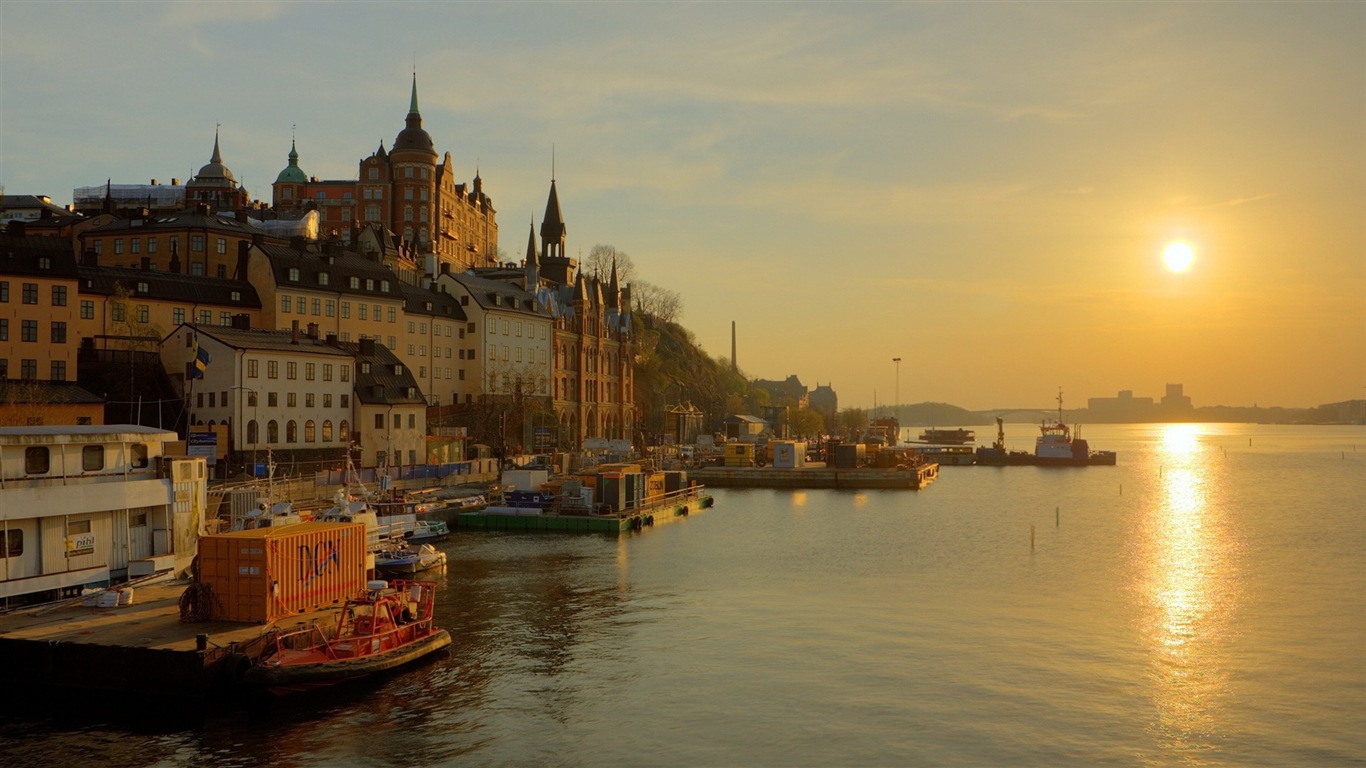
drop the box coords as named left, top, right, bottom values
left=839, top=407, right=869, bottom=435
left=632, top=280, right=682, bottom=323
left=586, top=244, right=634, bottom=283
left=789, top=407, right=826, bottom=439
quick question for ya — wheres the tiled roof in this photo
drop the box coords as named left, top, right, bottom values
left=332, top=339, right=426, bottom=405
left=397, top=281, right=467, bottom=321
left=0, top=380, right=103, bottom=404
left=79, top=265, right=261, bottom=308
left=185, top=324, right=353, bottom=357
left=0, top=232, right=80, bottom=278
left=259, top=243, right=403, bottom=301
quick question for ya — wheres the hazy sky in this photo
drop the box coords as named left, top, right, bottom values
left=2, top=2, right=1362, bottom=410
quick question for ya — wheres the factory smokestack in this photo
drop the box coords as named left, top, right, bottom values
left=731, top=321, right=737, bottom=373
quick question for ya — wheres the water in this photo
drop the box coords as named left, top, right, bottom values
left=3, top=424, right=1363, bottom=767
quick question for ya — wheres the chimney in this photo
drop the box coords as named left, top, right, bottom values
left=169, top=251, right=182, bottom=274
left=307, top=322, right=319, bottom=339
left=325, top=332, right=338, bottom=346
left=140, top=256, right=151, bottom=271
left=359, top=337, right=376, bottom=356
left=6, top=221, right=26, bottom=236
left=235, top=240, right=250, bottom=281
left=172, top=178, right=180, bottom=186
left=235, top=210, right=248, bottom=223
left=291, top=319, right=299, bottom=344
left=289, top=235, right=307, bottom=252
left=232, top=313, right=251, bottom=330
left=151, top=179, right=158, bottom=185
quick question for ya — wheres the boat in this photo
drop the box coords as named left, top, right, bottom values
left=403, top=519, right=450, bottom=543
left=907, top=444, right=977, bottom=465
left=374, top=541, right=447, bottom=576
left=918, top=428, right=976, bottom=445
left=976, top=392, right=1116, bottom=466
left=244, top=578, right=451, bottom=693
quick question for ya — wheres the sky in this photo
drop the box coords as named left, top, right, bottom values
left=2, top=1, right=1362, bottom=410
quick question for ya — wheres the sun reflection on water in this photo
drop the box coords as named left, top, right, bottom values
left=1139, top=424, right=1238, bottom=756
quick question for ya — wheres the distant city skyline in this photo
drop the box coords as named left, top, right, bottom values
left=2, top=2, right=1361, bottom=409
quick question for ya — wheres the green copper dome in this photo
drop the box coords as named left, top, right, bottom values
left=274, top=140, right=308, bottom=184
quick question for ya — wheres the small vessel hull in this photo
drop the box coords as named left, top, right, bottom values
left=245, top=629, right=452, bottom=693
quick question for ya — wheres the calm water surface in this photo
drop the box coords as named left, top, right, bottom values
left=3, top=424, right=1363, bottom=767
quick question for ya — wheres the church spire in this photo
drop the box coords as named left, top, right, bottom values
left=540, top=178, right=566, bottom=260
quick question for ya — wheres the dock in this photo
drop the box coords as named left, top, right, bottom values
left=453, top=491, right=714, bottom=534
left=0, top=580, right=338, bottom=705
left=688, top=464, right=938, bottom=490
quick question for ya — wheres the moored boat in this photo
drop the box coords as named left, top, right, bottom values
left=245, top=576, right=453, bottom=691
left=918, top=427, right=976, bottom=445
left=374, top=541, right=447, bottom=576
left=244, top=579, right=450, bottom=693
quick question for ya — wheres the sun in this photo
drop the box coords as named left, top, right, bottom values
left=1163, top=242, right=1195, bottom=272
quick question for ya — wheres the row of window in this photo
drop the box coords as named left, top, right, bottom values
left=246, top=359, right=352, bottom=383
left=0, top=358, right=66, bottom=381
left=199, top=390, right=350, bottom=410
left=486, top=345, right=547, bottom=365
left=0, top=282, right=68, bottom=306
left=22, top=443, right=148, bottom=475
left=0, top=319, right=65, bottom=342
left=487, top=317, right=548, bottom=339
left=93, top=235, right=216, bottom=256
left=245, top=419, right=344, bottom=445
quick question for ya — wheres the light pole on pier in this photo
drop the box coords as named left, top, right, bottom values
left=892, top=357, right=901, bottom=418
left=231, top=385, right=259, bottom=475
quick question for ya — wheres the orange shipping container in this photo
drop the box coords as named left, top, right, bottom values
left=197, top=522, right=369, bottom=624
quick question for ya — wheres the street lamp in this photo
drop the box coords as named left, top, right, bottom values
left=892, top=357, right=901, bottom=419
left=231, top=385, right=259, bottom=476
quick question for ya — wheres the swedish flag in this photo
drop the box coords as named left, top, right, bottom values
left=191, top=336, right=211, bottom=379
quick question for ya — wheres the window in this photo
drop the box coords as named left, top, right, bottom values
left=393, top=414, right=401, bottom=429
left=216, top=265, right=227, bottom=279
left=326, top=300, right=335, bottom=317
left=322, top=420, right=333, bottom=442
left=287, top=393, right=297, bottom=408
left=115, top=239, right=124, bottom=254
left=21, top=320, right=38, bottom=342
left=245, top=390, right=258, bottom=407
left=190, top=263, right=204, bottom=276
left=268, top=392, right=278, bottom=407
left=173, top=307, right=185, bottom=324
left=341, top=394, right=350, bottom=408
left=199, top=310, right=211, bottom=324
left=387, top=307, right=396, bottom=323
left=217, top=238, right=227, bottom=254
left=21, top=359, right=38, bottom=379
left=52, top=285, right=68, bottom=306
left=82, top=445, right=105, bottom=471
left=341, top=365, right=350, bottom=382
left=51, top=360, right=66, bottom=381
left=305, top=363, right=315, bottom=381
left=247, top=359, right=259, bottom=378
left=305, top=393, right=314, bottom=408
left=341, top=302, right=351, bottom=319
left=247, top=420, right=259, bottom=445
left=148, top=237, right=157, bottom=253
left=359, top=304, right=368, bottom=320
left=374, top=414, right=384, bottom=429
left=220, top=312, right=231, bottom=326
left=282, top=296, right=292, bottom=313
left=1, top=281, right=10, bottom=302
left=131, top=443, right=149, bottom=468
left=323, top=393, right=332, bottom=408
left=23, top=283, right=38, bottom=304
left=288, top=267, right=300, bottom=282
left=408, top=414, right=416, bottom=429
left=323, top=364, right=333, bottom=381
left=268, top=361, right=279, bottom=379
left=268, top=420, right=279, bottom=442
left=137, top=305, right=149, bottom=323
left=3, top=530, right=22, bottom=558
left=287, top=362, right=297, bottom=380
left=304, top=420, right=316, bottom=443
left=191, top=235, right=205, bottom=252
left=286, top=421, right=298, bottom=442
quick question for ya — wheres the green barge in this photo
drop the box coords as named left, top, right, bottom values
left=688, top=464, right=938, bottom=490
left=454, top=490, right=714, bottom=535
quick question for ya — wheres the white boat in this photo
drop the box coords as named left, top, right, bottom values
left=375, top=542, right=447, bottom=576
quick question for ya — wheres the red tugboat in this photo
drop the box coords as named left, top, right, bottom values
left=245, top=579, right=450, bottom=693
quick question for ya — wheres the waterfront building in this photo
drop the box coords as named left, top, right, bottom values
left=0, top=230, right=80, bottom=388
left=334, top=337, right=429, bottom=470
left=753, top=375, right=810, bottom=409
left=271, top=76, right=498, bottom=273
left=0, top=424, right=208, bottom=606
left=160, top=322, right=355, bottom=469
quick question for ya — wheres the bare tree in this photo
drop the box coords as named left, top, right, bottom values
left=585, top=245, right=635, bottom=283
left=632, top=280, right=682, bottom=323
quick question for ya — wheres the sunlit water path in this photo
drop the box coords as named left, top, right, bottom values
left=3, top=424, right=1363, bottom=767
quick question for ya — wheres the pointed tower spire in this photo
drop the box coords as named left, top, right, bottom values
left=409, top=72, right=420, bottom=115
left=608, top=257, right=620, bottom=309
left=540, top=179, right=566, bottom=260
left=211, top=126, right=223, bottom=164
left=524, top=219, right=540, bottom=291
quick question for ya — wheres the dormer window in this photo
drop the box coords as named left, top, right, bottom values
left=393, top=364, right=404, bottom=375
left=366, top=279, right=375, bottom=291
left=349, top=276, right=359, bottom=289
left=360, top=362, right=370, bottom=374
left=380, top=280, right=390, bottom=292
left=136, top=281, right=149, bottom=294
left=424, top=301, right=433, bottom=311
left=318, top=273, right=329, bottom=286
left=406, top=387, right=416, bottom=399
left=287, top=267, right=300, bottom=282
left=231, top=291, right=241, bottom=302
left=37, top=257, right=51, bottom=270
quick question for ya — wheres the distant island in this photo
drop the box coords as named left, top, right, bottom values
left=884, top=399, right=1366, bottom=427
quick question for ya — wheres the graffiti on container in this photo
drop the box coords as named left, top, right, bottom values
left=299, top=539, right=341, bottom=586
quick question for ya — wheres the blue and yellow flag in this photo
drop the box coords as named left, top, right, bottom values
left=191, top=335, right=211, bottom=379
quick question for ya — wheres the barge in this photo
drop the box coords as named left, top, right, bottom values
left=689, top=463, right=938, bottom=489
